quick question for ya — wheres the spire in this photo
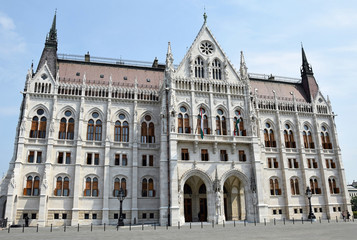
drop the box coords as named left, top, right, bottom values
left=36, top=11, right=58, bottom=78
left=239, top=51, right=248, bottom=79
left=47, top=10, right=57, bottom=43
left=301, top=45, right=313, bottom=76
left=165, top=42, right=174, bottom=73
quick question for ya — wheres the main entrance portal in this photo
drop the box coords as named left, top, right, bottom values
left=223, top=176, right=245, bottom=221
left=184, top=176, right=207, bottom=222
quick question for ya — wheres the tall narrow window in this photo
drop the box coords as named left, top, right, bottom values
left=92, top=177, right=98, bottom=196
left=290, top=178, right=300, bottom=195
left=310, top=178, right=321, bottom=194
left=87, top=120, right=94, bottom=140
left=94, top=153, right=99, bottom=165
left=95, top=120, right=102, bottom=141
left=38, top=117, right=47, bottom=138
left=55, top=177, right=63, bottom=196
left=220, top=150, right=228, bottom=161
left=63, top=177, right=69, bottom=196
left=67, top=118, right=75, bottom=139
left=194, top=57, right=204, bottom=78
left=115, top=154, right=120, bottom=166
left=215, top=109, right=227, bottom=135
left=197, top=107, right=209, bottom=135
left=321, top=126, right=332, bottom=149
left=141, top=115, right=155, bottom=143
left=284, top=124, right=296, bottom=148
left=238, top=150, right=246, bottom=162
left=328, top=177, right=340, bottom=194
left=233, top=110, right=245, bottom=136
left=212, top=59, right=222, bottom=80
left=24, top=176, right=33, bottom=196
left=59, top=118, right=67, bottom=139
left=33, top=176, right=40, bottom=196
left=264, top=123, right=276, bottom=147
left=270, top=178, right=281, bottom=196
left=122, top=154, right=128, bottom=166
left=114, top=114, right=129, bottom=142
left=58, top=152, right=64, bottom=164
left=87, top=112, right=102, bottom=141
left=142, top=178, right=148, bottom=197
left=30, top=116, right=39, bottom=138
left=28, top=151, right=35, bottom=163
left=65, top=153, right=71, bottom=164
left=303, top=125, right=314, bottom=149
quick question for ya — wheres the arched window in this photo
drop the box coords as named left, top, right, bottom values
left=309, top=177, right=321, bottom=194
left=114, top=114, right=129, bottom=142
left=199, top=184, right=206, bottom=194
left=264, top=122, right=276, bottom=147
left=270, top=178, right=281, bottom=196
left=178, top=106, right=191, bottom=133
left=87, top=112, right=102, bottom=141
left=29, top=108, right=47, bottom=139
left=321, top=126, right=332, bottom=149
left=58, top=110, right=75, bottom=140
left=212, top=59, right=222, bottom=80
left=30, top=116, right=39, bottom=138
left=24, top=175, right=40, bottom=196
left=233, top=110, right=245, bottom=136
left=142, top=178, right=155, bottom=197
left=141, top=115, right=155, bottom=143
left=215, top=109, right=227, bottom=135
left=113, top=177, right=127, bottom=197
left=302, top=125, right=314, bottom=149
left=290, top=178, right=300, bottom=195
left=197, top=107, right=209, bottom=135
left=284, top=124, right=296, bottom=148
left=184, top=184, right=192, bottom=195
left=84, top=177, right=99, bottom=197
left=54, top=176, right=70, bottom=196
left=328, top=177, right=340, bottom=194
left=194, top=57, right=204, bottom=78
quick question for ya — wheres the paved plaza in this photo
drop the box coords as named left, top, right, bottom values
left=1, top=221, right=357, bottom=240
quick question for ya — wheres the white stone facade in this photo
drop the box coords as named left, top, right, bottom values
left=0, top=16, right=351, bottom=227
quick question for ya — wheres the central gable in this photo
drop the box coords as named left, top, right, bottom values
left=175, top=23, right=241, bottom=84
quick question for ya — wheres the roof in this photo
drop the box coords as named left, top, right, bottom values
left=250, top=78, right=308, bottom=102
left=57, top=59, right=165, bottom=89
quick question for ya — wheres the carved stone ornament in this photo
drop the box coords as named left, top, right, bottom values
left=42, top=179, right=48, bottom=189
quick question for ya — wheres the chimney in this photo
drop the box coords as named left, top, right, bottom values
left=85, top=52, right=90, bottom=62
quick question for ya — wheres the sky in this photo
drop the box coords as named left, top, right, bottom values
left=0, top=0, right=356, bottom=183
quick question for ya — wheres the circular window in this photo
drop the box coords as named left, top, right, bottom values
left=92, top=112, right=99, bottom=118
left=217, top=109, right=223, bottom=115
left=304, top=125, right=309, bottom=130
left=41, top=73, right=48, bottom=80
left=180, top=106, right=187, bottom=113
left=37, top=109, right=44, bottom=115
left=322, top=126, right=326, bottom=131
left=235, top=110, right=241, bottom=116
left=265, top=123, right=271, bottom=128
left=145, top=115, right=151, bottom=121
left=119, top=114, right=125, bottom=120
left=285, top=124, right=290, bottom=129
left=65, top=110, right=72, bottom=117
left=199, top=41, right=214, bottom=55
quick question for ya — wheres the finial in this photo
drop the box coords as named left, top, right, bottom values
left=203, top=7, right=207, bottom=24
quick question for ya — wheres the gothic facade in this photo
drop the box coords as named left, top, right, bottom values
left=0, top=14, right=351, bottom=226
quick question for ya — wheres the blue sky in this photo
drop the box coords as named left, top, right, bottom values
left=0, top=0, right=356, bottom=183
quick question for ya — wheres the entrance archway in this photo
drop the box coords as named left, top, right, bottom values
left=223, top=176, right=245, bottom=220
left=184, top=176, right=207, bottom=222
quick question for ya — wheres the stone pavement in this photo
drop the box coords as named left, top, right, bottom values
left=1, top=221, right=357, bottom=240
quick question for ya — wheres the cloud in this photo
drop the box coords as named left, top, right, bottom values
left=0, top=12, right=26, bottom=57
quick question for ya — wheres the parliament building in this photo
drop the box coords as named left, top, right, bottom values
left=0, top=13, right=351, bottom=226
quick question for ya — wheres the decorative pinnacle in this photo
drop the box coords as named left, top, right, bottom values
left=203, top=8, right=207, bottom=24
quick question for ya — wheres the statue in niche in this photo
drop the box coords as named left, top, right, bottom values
left=10, top=175, right=16, bottom=188
left=215, top=191, right=222, bottom=215
left=170, top=116, right=176, bottom=132
left=178, top=191, right=182, bottom=205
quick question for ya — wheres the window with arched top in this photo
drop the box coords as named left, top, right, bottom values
left=178, top=106, right=191, bottom=133
left=302, top=124, right=315, bottom=149
left=233, top=110, right=245, bottom=136
left=59, top=110, right=75, bottom=140
left=328, top=177, right=340, bottom=194
left=194, top=57, right=204, bottom=78
left=284, top=124, right=296, bottom=148
left=212, top=59, right=222, bottom=80
left=84, top=177, right=99, bottom=197
left=270, top=178, right=281, bottom=196
left=113, top=177, right=127, bottom=197
left=30, top=109, right=47, bottom=139
left=309, top=177, right=321, bottom=194
left=215, top=109, right=227, bottom=135
left=142, top=177, right=155, bottom=197
left=321, top=126, right=332, bottom=149
left=114, top=114, right=129, bottom=142
left=54, top=176, right=70, bottom=196
left=199, top=184, right=206, bottom=194
left=87, top=112, right=102, bottom=141
left=197, top=107, right=210, bottom=135
left=23, top=175, right=40, bottom=196
left=141, top=115, right=155, bottom=143
left=290, top=177, right=300, bottom=195
left=264, top=122, right=276, bottom=147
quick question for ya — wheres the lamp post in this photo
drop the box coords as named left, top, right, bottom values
left=117, top=187, right=125, bottom=226
left=305, top=187, right=316, bottom=220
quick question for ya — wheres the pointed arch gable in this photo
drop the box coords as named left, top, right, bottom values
left=28, top=104, right=50, bottom=118
left=111, top=109, right=131, bottom=122
left=56, top=106, right=77, bottom=119
left=84, top=107, right=105, bottom=120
